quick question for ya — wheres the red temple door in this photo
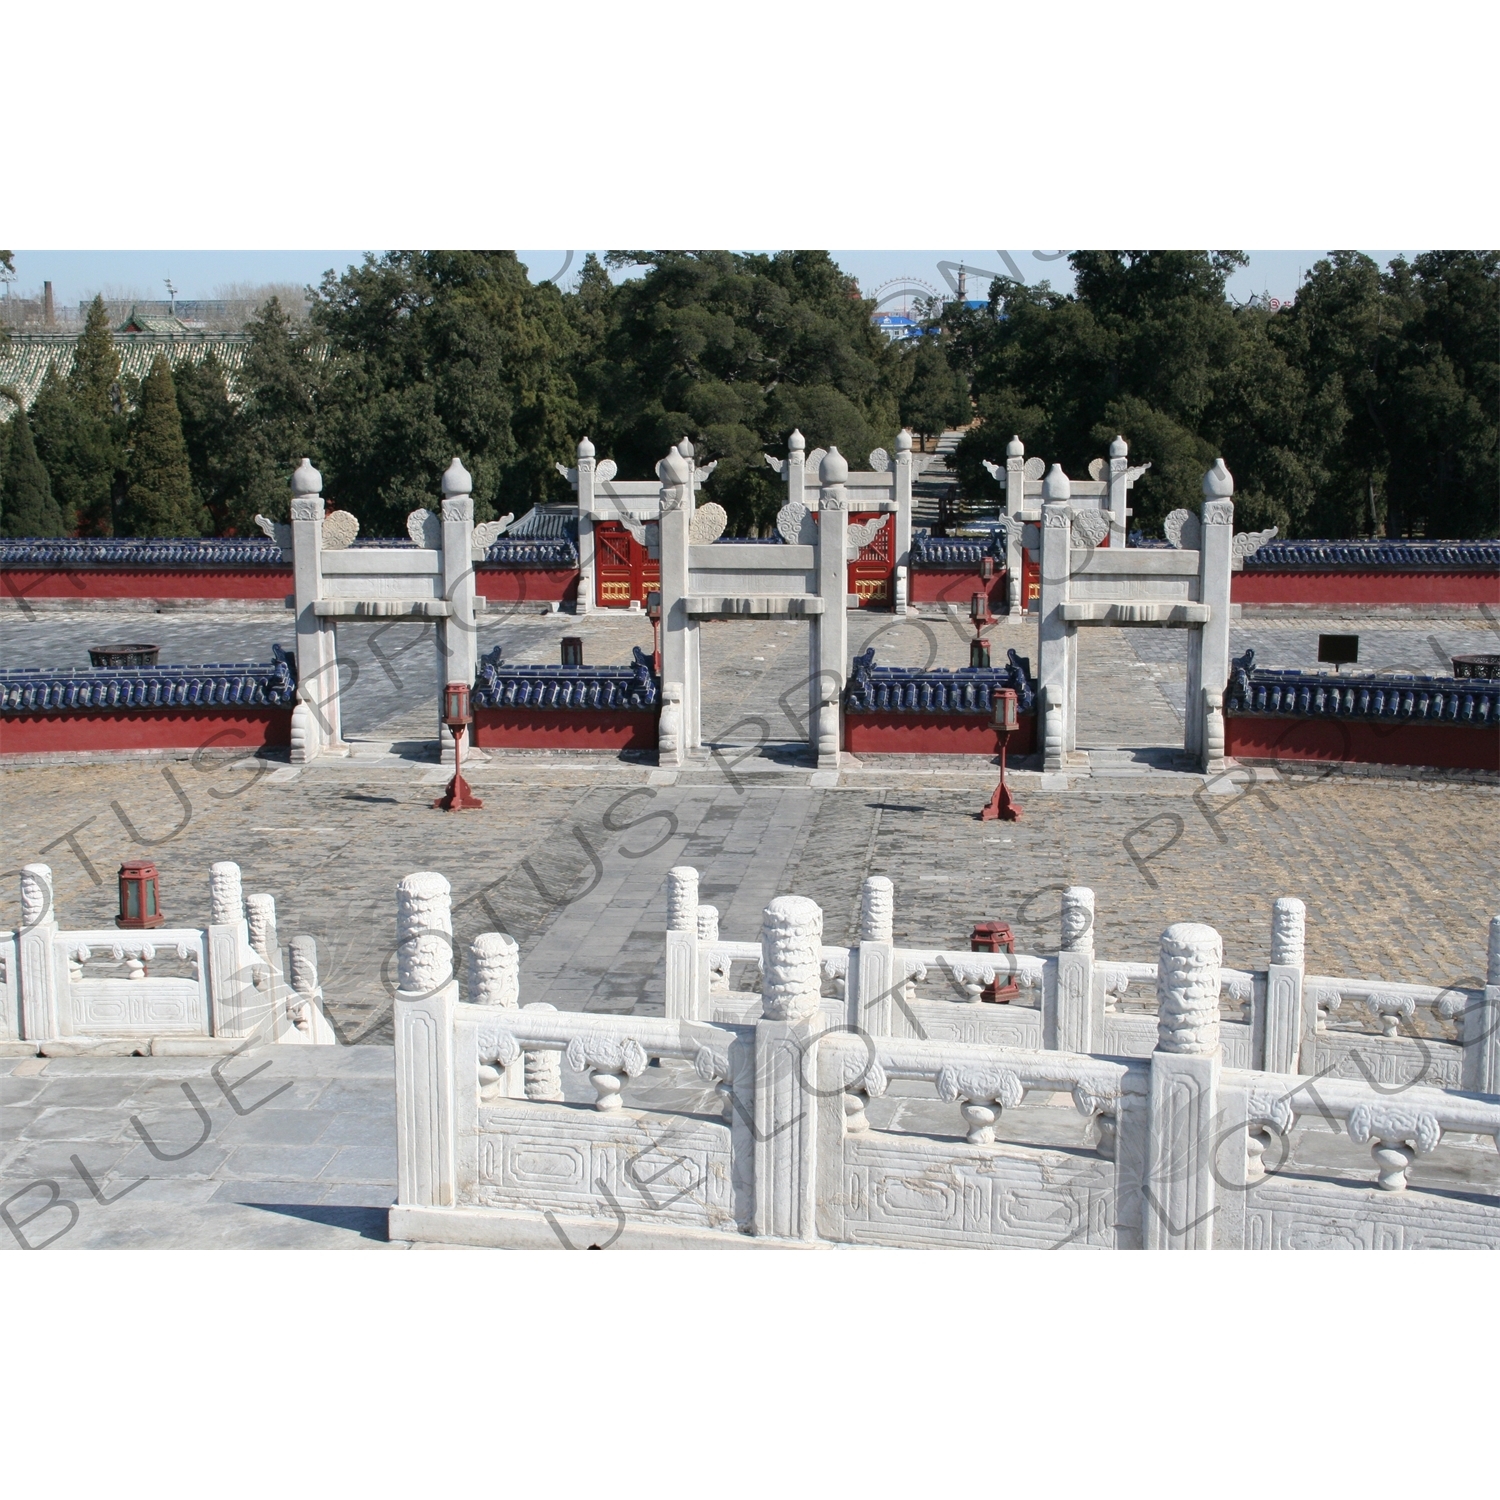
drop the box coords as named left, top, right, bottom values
left=847, top=510, right=895, bottom=610
left=594, top=520, right=660, bottom=608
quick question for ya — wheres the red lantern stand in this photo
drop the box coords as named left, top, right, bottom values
left=116, top=860, right=164, bottom=929
left=980, top=687, right=1023, bottom=822
left=969, top=919, right=1019, bottom=1002
left=647, top=591, right=663, bottom=677
left=434, top=682, right=483, bottom=811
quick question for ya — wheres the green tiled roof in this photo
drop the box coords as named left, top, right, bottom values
left=0, top=332, right=251, bottom=419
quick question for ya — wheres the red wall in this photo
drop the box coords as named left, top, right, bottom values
left=844, top=712, right=1036, bottom=756
left=909, top=569, right=1008, bottom=607
left=476, top=568, right=579, bottom=604
left=472, top=707, right=658, bottom=750
left=1, top=710, right=293, bottom=755
left=1232, top=570, right=1499, bottom=607
left=1226, top=715, right=1498, bottom=772
left=3, top=568, right=292, bottom=602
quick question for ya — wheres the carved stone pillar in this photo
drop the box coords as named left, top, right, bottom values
left=664, top=865, right=703, bottom=1022
left=754, top=896, right=823, bottom=1240
left=469, top=931, right=522, bottom=1094
left=1464, top=915, right=1500, bottom=1094
left=850, top=876, right=896, bottom=1036
left=1047, top=886, right=1097, bottom=1053
left=1193, top=461, right=1235, bottom=768
left=1144, top=922, right=1223, bottom=1251
left=1038, top=473, right=1072, bottom=770
left=1262, top=896, right=1305, bottom=1074
left=1003, top=435, right=1026, bottom=616
left=206, top=860, right=256, bottom=1040
left=893, top=429, right=914, bottom=583
left=657, top=445, right=696, bottom=760
left=438, top=458, right=477, bottom=761
left=574, top=436, right=596, bottom=615
left=393, top=872, right=456, bottom=1208
left=815, top=448, right=849, bottom=769
left=18, top=864, right=59, bottom=1044
left=289, top=458, right=339, bottom=758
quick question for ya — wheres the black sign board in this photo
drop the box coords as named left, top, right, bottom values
left=1317, top=634, right=1359, bottom=668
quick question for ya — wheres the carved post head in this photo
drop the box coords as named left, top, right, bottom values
left=441, top=457, right=472, bottom=499
left=209, top=861, right=244, bottom=926
left=1202, top=458, right=1234, bottom=499
left=20, top=864, right=53, bottom=928
left=860, top=876, right=894, bottom=944
left=696, top=904, right=720, bottom=943
left=788, top=429, right=805, bottom=455
left=578, top=435, right=595, bottom=461
left=1271, top=897, right=1306, bottom=968
left=820, top=447, right=849, bottom=485
left=245, top=894, right=276, bottom=960
left=1109, top=435, right=1128, bottom=458
left=291, top=458, right=322, bottom=497
left=395, top=872, right=453, bottom=996
left=288, top=935, right=319, bottom=996
left=1061, top=887, right=1095, bottom=952
left=658, top=445, right=691, bottom=506
left=1007, top=435, right=1024, bottom=459
left=1488, top=915, right=1500, bottom=987
left=666, top=866, right=699, bottom=932
left=760, top=895, right=823, bottom=1023
left=1156, top=922, right=1223, bottom=1054
left=896, top=429, right=913, bottom=456
left=1042, top=464, right=1071, bottom=502
left=468, top=931, right=520, bottom=1007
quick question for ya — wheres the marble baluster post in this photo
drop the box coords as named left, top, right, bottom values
left=657, top=445, right=695, bottom=762
left=754, top=896, right=823, bottom=1241
left=850, top=876, right=896, bottom=1036
left=1463, top=916, right=1500, bottom=1095
left=289, top=458, right=340, bottom=759
left=1261, top=897, right=1306, bottom=1074
left=1037, top=466, right=1072, bottom=771
left=1003, top=436, right=1026, bottom=616
left=815, top=447, right=849, bottom=769
left=1191, top=459, right=1235, bottom=768
left=1106, top=435, right=1130, bottom=548
left=18, top=864, right=60, bottom=1044
left=574, top=436, right=596, bottom=614
left=664, top=866, right=703, bottom=1022
left=393, top=872, right=457, bottom=1208
left=469, top=931, right=523, bottom=1096
left=1046, top=886, right=1097, bottom=1053
left=206, top=861, right=257, bottom=1039
left=1144, top=923, right=1224, bottom=1250
left=893, top=429, right=914, bottom=597
left=438, top=458, right=478, bottom=764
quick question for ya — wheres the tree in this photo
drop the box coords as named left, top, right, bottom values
left=899, top=337, right=968, bottom=448
left=581, top=251, right=901, bottom=532
left=121, top=354, right=207, bottom=535
left=1, top=404, right=65, bottom=537
left=70, top=295, right=122, bottom=417
left=173, top=352, right=258, bottom=534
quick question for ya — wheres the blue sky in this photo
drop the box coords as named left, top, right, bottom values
left=3, top=248, right=1423, bottom=313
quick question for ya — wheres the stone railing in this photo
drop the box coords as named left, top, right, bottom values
left=390, top=870, right=1500, bottom=1249
left=1, top=646, right=298, bottom=714
left=844, top=648, right=1037, bottom=716
left=1241, top=539, right=1500, bottom=571
left=471, top=645, right=659, bottom=712
left=0, top=861, right=336, bottom=1056
left=1226, top=650, right=1499, bottom=727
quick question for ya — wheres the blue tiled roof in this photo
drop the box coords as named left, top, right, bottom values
left=1242, top=539, right=1499, bottom=570
left=2, top=646, right=298, bottom=713
left=845, top=647, right=1036, bottom=716
left=912, top=530, right=1006, bottom=567
left=1224, top=650, right=1498, bottom=726
left=472, top=646, right=658, bottom=711
left=478, top=538, right=579, bottom=567
left=0, top=537, right=286, bottom=567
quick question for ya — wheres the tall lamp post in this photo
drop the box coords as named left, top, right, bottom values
left=433, top=682, right=483, bottom=811
left=980, top=687, right=1023, bottom=822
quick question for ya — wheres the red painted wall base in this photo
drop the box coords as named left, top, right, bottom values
left=1232, top=570, right=1499, bottom=607
left=1226, top=715, right=1499, bottom=772
left=3, top=568, right=292, bottom=602
left=476, top=568, right=580, bottom=604
left=844, top=713, right=1036, bottom=756
left=910, top=569, right=1008, bottom=608
left=1, top=709, right=293, bottom=755
left=471, top=707, right=659, bottom=750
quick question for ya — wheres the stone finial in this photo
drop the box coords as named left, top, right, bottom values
left=658, top=447, right=691, bottom=487
left=820, top=446, right=849, bottom=485
left=209, top=861, right=244, bottom=926
left=291, top=458, right=322, bottom=496
left=788, top=429, right=805, bottom=453
left=578, top=436, right=595, bottom=459
left=395, top=872, right=453, bottom=995
left=896, top=429, right=913, bottom=453
left=1006, top=434, right=1024, bottom=458
left=678, top=436, right=694, bottom=459
left=1042, top=463, right=1071, bottom=502
left=1202, top=458, right=1234, bottom=498
left=1061, top=887, right=1095, bottom=952
left=860, top=877, right=894, bottom=944
left=760, top=895, right=823, bottom=1023
left=288, top=935, right=319, bottom=995
left=1271, top=897, right=1306, bottom=967
left=19, top=864, right=53, bottom=927
left=666, top=866, right=700, bottom=931
left=441, top=458, right=473, bottom=498
left=246, top=894, right=276, bottom=960
left=1488, top=916, right=1500, bottom=987
left=697, top=905, right=720, bottom=943
left=1156, top=922, right=1223, bottom=1055
left=468, top=931, right=520, bottom=1007
left=1109, top=435, right=1128, bottom=458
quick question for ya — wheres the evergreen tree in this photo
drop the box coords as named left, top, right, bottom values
left=121, top=354, right=207, bottom=536
left=1, top=404, right=65, bottom=537
left=70, top=294, right=122, bottom=417
left=900, top=338, right=969, bottom=448
left=174, top=352, right=256, bottom=533
left=30, top=362, right=121, bottom=536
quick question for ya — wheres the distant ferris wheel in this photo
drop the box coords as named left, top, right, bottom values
left=869, top=276, right=942, bottom=314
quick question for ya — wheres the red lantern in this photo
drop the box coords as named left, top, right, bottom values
left=970, top=919, right=1019, bottom=1002
left=117, top=860, right=164, bottom=929
left=434, top=681, right=483, bottom=812
left=980, top=688, right=1023, bottom=822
